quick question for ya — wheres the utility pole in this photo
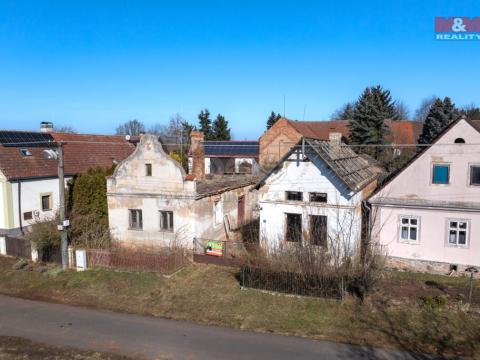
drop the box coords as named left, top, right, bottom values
left=57, top=142, right=69, bottom=269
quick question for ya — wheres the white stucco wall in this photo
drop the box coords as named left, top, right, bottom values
left=370, top=119, right=480, bottom=268
left=258, top=153, right=364, bottom=252
left=0, top=172, right=6, bottom=230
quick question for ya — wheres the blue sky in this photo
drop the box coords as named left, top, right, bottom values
left=0, top=0, right=478, bottom=139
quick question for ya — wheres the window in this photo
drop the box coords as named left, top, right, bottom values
left=23, top=211, right=33, bottom=221
left=159, top=211, right=174, bottom=232
left=286, top=213, right=302, bottom=242
left=41, top=195, right=51, bottom=211
left=309, top=192, right=327, bottom=203
left=286, top=191, right=303, bottom=201
left=470, top=166, right=480, bottom=186
left=129, top=209, right=143, bottom=230
left=454, top=138, right=465, bottom=144
left=145, top=163, right=152, bottom=176
left=214, top=201, right=223, bottom=225
left=310, top=215, right=327, bottom=246
left=19, top=148, right=32, bottom=157
left=448, top=220, right=468, bottom=247
left=399, top=216, right=419, bottom=242
left=432, top=164, right=449, bottom=184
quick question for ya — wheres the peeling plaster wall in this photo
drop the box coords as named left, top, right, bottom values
left=258, top=153, right=364, bottom=251
left=107, top=134, right=258, bottom=249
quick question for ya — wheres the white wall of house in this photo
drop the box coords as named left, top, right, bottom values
left=0, top=171, right=6, bottom=231
left=258, top=154, right=363, bottom=252
left=370, top=119, right=480, bottom=269
left=188, top=157, right=255, bottom=175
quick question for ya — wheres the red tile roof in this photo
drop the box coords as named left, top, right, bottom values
left=285, top=118, right=422, bottom=145
left=0, top=132, right=134, bottom=180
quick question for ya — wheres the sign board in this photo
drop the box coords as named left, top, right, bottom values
left=205, top=240, right=223, bottom=257
left=75, top=249, right=87, bottom=271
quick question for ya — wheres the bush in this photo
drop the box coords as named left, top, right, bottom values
left=24, top=216, right=60, bottom=251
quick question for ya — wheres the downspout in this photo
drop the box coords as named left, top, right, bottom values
left=361, top=200, right=372, bottom=264
left=17, top=180, right=23, bottom=235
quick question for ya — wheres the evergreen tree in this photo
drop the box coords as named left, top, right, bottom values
left=418, top=97, right=459, bottom=146
left=349, top=86, right=390, bottom=159
left=332, top=102, right=356, bottom=120
left=198, top=109, right=212, bottom=139
left=371, top=85, right=398, bottom=120
left=266, top=111, right=282, bottom=129
left=211, top=114, right=231, bottom=140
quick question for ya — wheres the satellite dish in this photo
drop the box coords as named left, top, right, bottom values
left=125, top=135, right=131, bottom=141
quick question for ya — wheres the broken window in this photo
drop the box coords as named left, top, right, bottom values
left=309, top=192, right=327, bottom=203
left=145, top=163, right=152, bottom=176
left=310, top=215, right=327, bottom=246
left=448, top=220, right=468, bottom=247
left=286, top=213, right=302, bottom=242
left=286, top=191, right=303, bottom=201
left=129, top=209, right=143, bottom=230
left=159, top=211, right=174, bottom=232
left=41, top=195, right=51, bottom=211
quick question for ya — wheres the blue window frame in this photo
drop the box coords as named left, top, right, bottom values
left=432, top=164, right=449, bottom=184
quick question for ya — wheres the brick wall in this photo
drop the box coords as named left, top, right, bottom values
left=259, top=119, right=301, bottom=169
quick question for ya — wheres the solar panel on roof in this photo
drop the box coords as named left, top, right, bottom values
left=203, top=141, right=259, bottom=157
left=0, top=131, right=56, bottom=147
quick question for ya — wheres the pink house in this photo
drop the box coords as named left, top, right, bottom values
left=369, top=118, right=480, bottom=273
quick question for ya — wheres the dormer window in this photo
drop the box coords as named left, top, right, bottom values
left=19, top=148, right=32, bottom=157
left=454, top=138, right=465, bottom=144
left=145, top=163, right=152, bottom=176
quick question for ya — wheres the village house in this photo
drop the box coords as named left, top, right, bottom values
left=369, top=117, right=480, bottom=273
left=107, top=132, right=258, bottom=251
left=0, top=122, right=135, bottom=255
left=188, top=140, right=259, bottom=175
left=255, top=133, right=383, bottom=253
left=259, top=117, right=422, bottom=169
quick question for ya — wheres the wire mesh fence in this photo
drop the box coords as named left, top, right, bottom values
left=86, top=248, right=188, bottom=274
left=240, top=265, right=349, bottom=299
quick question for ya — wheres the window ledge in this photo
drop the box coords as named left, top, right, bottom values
left=399, top=240, right=420, bottom=245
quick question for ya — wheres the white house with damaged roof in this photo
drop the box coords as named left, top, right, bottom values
left=255, top=132, right=383, bottom=253
left=107, top=131, right=259, bottom=250
left=369, top=117, right=480, bottom=273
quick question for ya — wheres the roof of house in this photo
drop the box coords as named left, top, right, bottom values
left=256, top=137, right=383, bottom=193
left=284, top=118, right=422, bottom=145
left=188, top=141, right=259, bottom=158
left=195, top=174, right=260, bottom=197
left=0, top=131, right=135, bottom=180
left=369, top=118, right=480, bottom=200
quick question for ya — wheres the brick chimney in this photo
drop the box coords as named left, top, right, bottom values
left=329, top=132, right=342, bottom=145
left=190, top=131, right=205, bottom=180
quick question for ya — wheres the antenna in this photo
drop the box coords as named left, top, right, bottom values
left=303, top=104, right=307, bottom=121
left=283, top=95, right=286, bottom=118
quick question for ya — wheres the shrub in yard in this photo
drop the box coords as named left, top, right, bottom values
left=24, top=216, right=61, bottom=252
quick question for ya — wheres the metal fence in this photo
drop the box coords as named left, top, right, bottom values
left=86, top=248, right=187, bottom=274
left=240, top=266, right=348, bottom=299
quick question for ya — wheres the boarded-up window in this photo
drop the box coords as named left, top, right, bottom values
left=286, top=213, right=302, bottom=242
left=129, top=209, right=143, bottom=230
left=41, top=195, right=51, bottom=211
left=310, top=215, right=327, bottom=246
left=159, top=211, right=174, bottom=232
left=286, top=191, right=303, bottom=201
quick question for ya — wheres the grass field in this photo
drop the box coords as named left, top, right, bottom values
left=0, top=256, right=479, bottom=358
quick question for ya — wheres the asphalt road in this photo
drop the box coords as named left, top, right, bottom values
left=0, top=294, right=439, bottom=360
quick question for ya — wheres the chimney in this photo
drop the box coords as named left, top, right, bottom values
left=40, top=121, right=54, bottom=133
left=190, top=131, right=205, bottom=180
left=329, top=132, right=342, bottom=145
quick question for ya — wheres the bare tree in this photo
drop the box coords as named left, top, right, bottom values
left=393, top=101, right=410, bottom=120
left=115, top=119, right=145, bottom=136
left=331, top=102, right=356, bottom=120
left=54, top=125, right=77, bottom=133
left=414, top=96, right=437, bottom=122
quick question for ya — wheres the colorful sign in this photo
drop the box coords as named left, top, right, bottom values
left=435, top=17, right=480, bottom=41
left=205, top=240, right=223, bottom=257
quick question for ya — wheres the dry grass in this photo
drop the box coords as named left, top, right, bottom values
left=0, top=256, right=479, bottom=358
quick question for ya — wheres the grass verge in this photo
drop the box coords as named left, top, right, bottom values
left=0, top=256, right=479, bottom=358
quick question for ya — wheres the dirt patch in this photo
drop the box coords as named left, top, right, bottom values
left=0, top=336, right=137, bottom=360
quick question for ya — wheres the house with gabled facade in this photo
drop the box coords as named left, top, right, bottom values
left=255, top=133, right=383, bottom=253
left=107, top=132, right=259, bottom=250
left=369, top=117, right=480, bottom=273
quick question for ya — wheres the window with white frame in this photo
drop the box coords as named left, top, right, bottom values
left=129, top=209, right=143, bottom=230
left=159, top=211, right=174, bottom=232
left=399, top=216, right=419, bottom=242
left=214, top=201, right=223, bottom=225
left=447, top=220, right=469, bottom=246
